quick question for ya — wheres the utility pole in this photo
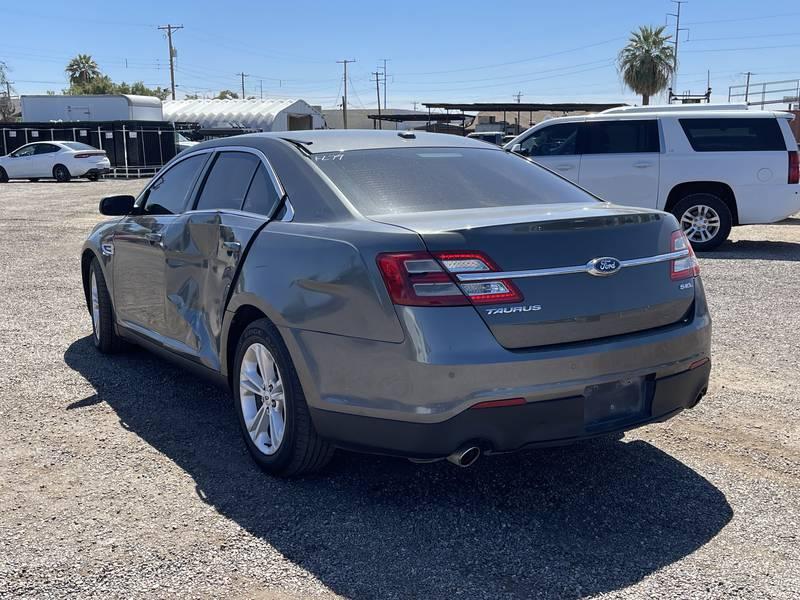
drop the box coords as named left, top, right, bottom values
left=372, top=71, right=382, bottom=129
left=337, top=59, right=355, bottom=129
left=514, top=91, right=523, bottom=134
left=260, top=80, right=263, bottom=100
left=158, top=24, right=183, bottom=100
left=236, top=72, right=248, bottom=99
left=380, top=58, right=390, bottom=110
left=667, top=1, right=687, bottom=91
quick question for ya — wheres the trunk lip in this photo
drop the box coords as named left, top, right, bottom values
left=456, top=249, right=690, bottom=282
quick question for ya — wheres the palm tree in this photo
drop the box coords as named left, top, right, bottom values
left=65, top=54, right=100, bottom=85
left=618, top=26, right=675, bottom=105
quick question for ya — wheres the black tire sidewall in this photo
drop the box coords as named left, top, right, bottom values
left=89, top=258, right=117, bottom=353
left=232, top=320, right=301, bottom=472
left=672, top=193, right=732, bottom=252
left=54, top=165, right=70, bottom=182
left=0, top=167, right=7, bottom=183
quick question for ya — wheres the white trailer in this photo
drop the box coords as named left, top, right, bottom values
left=21, top=95, right=164, bottom=122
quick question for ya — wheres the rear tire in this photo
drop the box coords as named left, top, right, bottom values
left=87, top=174, right=99, bottom=182
left=53, top=164, right=71, bottom=183
left=89, top=258, right=123, bottom=354
left=671, top=193, right=732, bottom=252
left=232, top=318, right=334, bottom=477
left=0, top=167, right=8, bottom=183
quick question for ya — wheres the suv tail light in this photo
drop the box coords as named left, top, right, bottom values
left=789, top=151, right=799, bottom=185
left=670, top=230, right=700, bottom=280
left=376, top=251, right=522, bottom=307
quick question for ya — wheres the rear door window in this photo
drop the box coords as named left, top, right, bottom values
left=583, top=120, right=660, bottom=154
left=679, top=118, right=785, bottom=152
left=519, top=123, right=579, bottom=156
left=143, top=154, right=207, bottom=215
left=34, top=144, right=61, bottom=155
left=195, top=151, right=260, bottom=211
left=242, top=164, right=281, bottom=216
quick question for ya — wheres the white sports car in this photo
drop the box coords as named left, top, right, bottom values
left=0, top=141, right=111, bottom=182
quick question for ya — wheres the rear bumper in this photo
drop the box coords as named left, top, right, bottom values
left=736, top=184, right=800, bottom=224
left=310, top=360, right=710, bottom=458
left=80, top=167, right=110, bottom=177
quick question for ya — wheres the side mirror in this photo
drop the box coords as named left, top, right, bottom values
left=99, top=195, right=135, bottom=216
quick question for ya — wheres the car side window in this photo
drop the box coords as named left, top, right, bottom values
left=195, top=151, right=260, bottom=211
left=11, top=145, right=37, bottom=158
left=679, top=118, right=785, bottom=152
left=242, top=164, right=282, bottom=216
left=34, top=144, right=60, bottom=155
left=519, top=123, right=579, bottom=157
left=143, top=154, right=207, bottom=215
left=583, top=120, right=659, bottom=154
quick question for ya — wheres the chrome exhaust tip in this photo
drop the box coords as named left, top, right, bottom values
left=446, top=446, right=481, bottom=468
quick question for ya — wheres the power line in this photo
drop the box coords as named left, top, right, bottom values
left=157, top=24, right=183, bottom=100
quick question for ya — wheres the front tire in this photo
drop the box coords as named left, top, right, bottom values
left=53, top=164, right=71, bottom=183
left=89, top=258, right=122, bottom=353
left=671, top=193, right=732, bottom=252
left=0, top=167, right=8, bottom=183
left=233, top=318, right=333, bottom=477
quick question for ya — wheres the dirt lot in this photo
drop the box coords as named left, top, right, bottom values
left=1, top=179, right=799, bottom=599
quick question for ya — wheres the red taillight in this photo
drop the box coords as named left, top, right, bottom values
left=789, top=151, right=799, bottom=185
left=376, top=250, right=522, bottom=307
left=376, top=252, right=468, bottom=306
left=670, top=230, right=700, bottom=280
left=434, top=252, right=522, bottom=305
left=74, top=152, right=105, bottom=159
left=470, top=397, right=526, bottom=409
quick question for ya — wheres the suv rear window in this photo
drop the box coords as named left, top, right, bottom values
left=679, top=118, right=785, bottom=152
left=313, top=147, right=595, bottom=216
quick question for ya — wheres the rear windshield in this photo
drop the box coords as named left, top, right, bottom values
left=679, top=118, right=785, bottom=152
left=61, top=142, right=97, bottom=151
left=312, top=147, right=595, bottom=215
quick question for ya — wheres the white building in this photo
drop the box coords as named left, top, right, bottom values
left=162, top=98, right=325, bottom=131
left=21, top=94, right=163, bottom=122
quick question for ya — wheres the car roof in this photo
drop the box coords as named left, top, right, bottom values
left=237, top=129, right=496, bottom=154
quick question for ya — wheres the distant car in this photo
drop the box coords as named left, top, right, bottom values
left=502, top=134, right=518, bottom=145
left=81, top=130, right=710, bottom=477
left=505, top=104, right=800, bottom=250
left=467, top=131, right=505, bottom=145
left=0, top=141, right=111, bottom=183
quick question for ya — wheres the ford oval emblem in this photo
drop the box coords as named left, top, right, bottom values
left=587, top=256, right=622, bottom=277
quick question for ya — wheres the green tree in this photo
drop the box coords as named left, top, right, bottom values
left=617, top=25, right=675, bottom=106
left=0, top=61, right=16, bottom=121
left=65, top=54, right=101, bottom=85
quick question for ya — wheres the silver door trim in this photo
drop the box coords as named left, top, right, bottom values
left=455, top=249, right=690, bottom=282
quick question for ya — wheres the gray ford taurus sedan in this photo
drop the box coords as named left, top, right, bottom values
left=81, top=130, right=711, bottom=476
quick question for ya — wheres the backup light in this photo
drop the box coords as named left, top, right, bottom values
left=670, top=230, right=700, bottom=280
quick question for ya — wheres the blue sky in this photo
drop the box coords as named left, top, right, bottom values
left=2, top=0, right=799, bottom=108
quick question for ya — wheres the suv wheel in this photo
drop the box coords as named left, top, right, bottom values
left=233, top=318, right=334, bottom=477
left=53, top=164, right=71, bottom=183
left=671, top=193, right=732, bottom=252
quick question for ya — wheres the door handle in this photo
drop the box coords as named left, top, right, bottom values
left=222, top=241, right=241, bottom=253
left=633, top=162, right=653, bottom=168
left=144, top=232, right=162, bottom=243
left=555, top=164, right=574, bottom=171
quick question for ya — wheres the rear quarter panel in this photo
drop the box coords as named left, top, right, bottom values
left=228, top=220, right=423, bottom=344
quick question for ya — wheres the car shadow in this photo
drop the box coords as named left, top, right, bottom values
left=64, top=335, right=732, bottom=599
left=698, top=239, right=800, bottom=262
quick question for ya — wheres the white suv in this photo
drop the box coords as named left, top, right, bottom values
left=505, top=104, right=800, bottom=250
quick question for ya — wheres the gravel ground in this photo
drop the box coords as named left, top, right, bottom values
left=0, top=179, right=798, bottom=599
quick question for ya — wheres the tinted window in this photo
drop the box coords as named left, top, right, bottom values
left=11, top=145, right=37, bottom=157
left=144, top=154, right=207, bottom=215
left=519, top=123, right=579, bottom=156
left=679, top=118, right=785, bottom=152
left=314, top=148, right=595, bottom=216
left=34, top=144, right=60, bottom=155
left=242, top=164, right=281, bottom=215
left=583, top=120, right=659, bottom=154
left=196, top=151, right=260, bottom=211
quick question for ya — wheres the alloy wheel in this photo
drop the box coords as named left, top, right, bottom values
left=680, top=204, right=721, bottom=244
left=239, top=343, right=286, bottom=455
